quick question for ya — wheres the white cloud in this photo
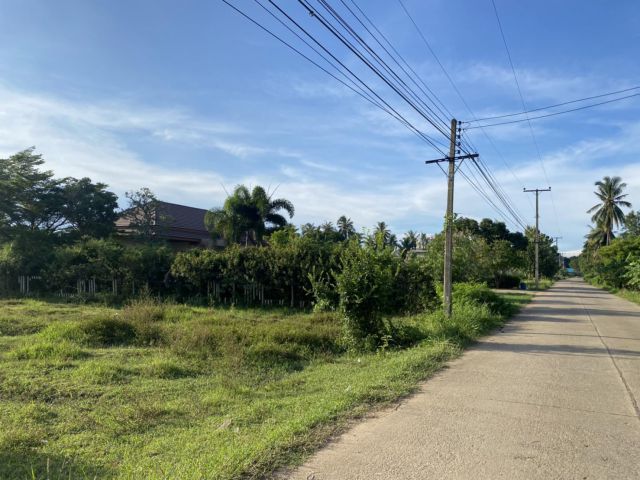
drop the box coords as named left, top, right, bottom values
left=1, top=82, right=639, bottom=252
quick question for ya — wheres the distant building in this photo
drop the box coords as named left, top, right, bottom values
left=116, top=201, right=223, bottom=249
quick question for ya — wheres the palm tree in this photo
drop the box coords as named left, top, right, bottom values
left=374, top=221, right=391, bottom=245
left=388, top=233, right=399, bottom=249
left=586, top=223, right=611, bottom=248
left=205, top=185, right=294, bottom=245
left=417, top=232, right=430, bottom=249
left=587, top=176, right=631, bottom=245
left=403, top=230, right=418, bottom=249
left=300, top=223, right=317, bottom=237
left=336, top=215, right=355, bottom=240
left=400, top=231, right=417, bottom=258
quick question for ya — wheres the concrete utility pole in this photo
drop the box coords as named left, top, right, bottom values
left=426, top=119, right=478, bottom=317
left=443, top=119, right=457, bottom=317
left=553, top=236, right=563, bottom=268
left=524, top=187, right=551, bottom=289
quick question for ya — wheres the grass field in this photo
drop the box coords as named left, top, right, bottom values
left=0, top=292, right=531, bottom=479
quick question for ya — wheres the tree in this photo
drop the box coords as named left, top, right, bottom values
left=400, top=231, right=418, bottom=257
left=524, top=227, right=559, bottom=278
left=587, top=176, right=631, bottom=246
left=62, top=177, right=118, bottom=238
left=0, top=148, right=66, bottom=236
left=623, top=210, right=640, bottom=237
left=0, top=149, right=119, bottom=241
left=205, top=185, right=294, bottom=245
left=488, top=239, right=523, bottom=287
left=586, top=223, right=610, bottom=248
left=337, top=215, right=355, bottom=240
left=123, top=188, right=166, bottom=241
left=453, top=217, right=480, bottom=236
left=417, top=232, right=430, bottom=249
left=374, top=222, right=390, bottom=243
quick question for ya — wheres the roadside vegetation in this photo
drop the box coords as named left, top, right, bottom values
left=0, top=287, right=530, bottom=479
left=1, top=149, right=546, bottom=478
left=575, top=176, right=640, bottom=304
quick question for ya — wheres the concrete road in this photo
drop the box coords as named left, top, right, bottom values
left=288, top=279, right=640, bottom=479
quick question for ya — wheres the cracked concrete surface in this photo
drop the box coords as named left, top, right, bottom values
left=287, top=279, right=640, bottom=480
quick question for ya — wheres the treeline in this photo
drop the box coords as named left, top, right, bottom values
left=576, top=176, right=640, bottom=289
left=0, top=149, right=172, bottom=295
left=1, top=149, right=560, bottom=306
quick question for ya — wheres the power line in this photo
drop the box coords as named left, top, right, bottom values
left=301, top=0, right=451, bottom=141
left=348, top=0, right=455, bottom=120
left=397, top=0, right=533, bottom=222
left=226, top=0, right=529, bottom=231
left=315, top=0, right=451, bottom=135
left=252, top=0, right=452, bottom=151
left=340, top=0, right=453, bottom=125
left=467, top=85, right=640, bottom=123
left=346, top=0, right=529, bottom=229
left=254, top=0, right=450, bottom=154
left=465, top=92, right=640, bottom=129
left=490, top=0, right=561, bottom=237
left=458, top=165, right=522, bottom=231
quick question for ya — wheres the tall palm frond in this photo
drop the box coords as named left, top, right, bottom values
left=337, top=215, right=355, bottom=240
left=587, top=176, right=631, bottom=246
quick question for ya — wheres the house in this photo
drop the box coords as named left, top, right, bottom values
left=116, top=201, right=223, bottom=249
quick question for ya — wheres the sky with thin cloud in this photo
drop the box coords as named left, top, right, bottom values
left=1, top=0, right=639, bottom=254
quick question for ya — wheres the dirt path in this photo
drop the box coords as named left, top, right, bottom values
left=287, top=278, right=640, bottom=479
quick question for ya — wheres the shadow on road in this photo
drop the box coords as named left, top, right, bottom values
left=475, top=341, right=640, bottom=358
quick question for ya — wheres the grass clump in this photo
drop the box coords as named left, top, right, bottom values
left=10, top=338, right=87, bottom=361
left=79, top=317, right=137, bottom=346
left=119, top=296, right=166, bottom=346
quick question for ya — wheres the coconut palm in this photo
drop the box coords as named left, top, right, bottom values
left=300, top=223, right=317, bottom=237
left=403, top=230, right=418, bottom=249
left=205, top=185, right=294, bottom=245
left=417, top=232, right=430, bottom=249
left=374, top=221, right=391, bottom=245
left=587, top=176, right=631, bottom=246
left=336, top=215, right=355, bottom=240
left=586, top=223, right=611, bottom=248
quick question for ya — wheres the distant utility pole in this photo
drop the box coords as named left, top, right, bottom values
left=553, top=236, right=563, bottom=268
left=426, top=119, right=478, bottom=317
left=524, top=187, right=551, bottom=289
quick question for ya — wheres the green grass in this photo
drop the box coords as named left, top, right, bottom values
left=607, top=288, right=640, bottom=305
left=521, top=277, right=555, bottom=291
left=0, top=293, right=530, bottom=479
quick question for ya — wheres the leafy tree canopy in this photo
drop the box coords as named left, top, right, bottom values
left=0, top=148, right=118, bottom=240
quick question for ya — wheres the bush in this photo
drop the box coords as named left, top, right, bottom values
left=80, top=317, right=136, bottom=346
left=335, top=243, right=396, bottom=347
left=489, top=273, right=520, bottom=289
left=452, top=282, right=510, bottom=316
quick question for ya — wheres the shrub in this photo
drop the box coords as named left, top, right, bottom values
left=335, top=243, right=396, bottom=347
left=489, top=273, right=521, bottom=289
left=452, top=282, right=510, bottom=316
left=80, top=317, right=136, bottom=346
left=307, top=267, right=338, bottom=312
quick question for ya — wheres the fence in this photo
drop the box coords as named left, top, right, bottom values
left=1, top=273, right=310, bottom=308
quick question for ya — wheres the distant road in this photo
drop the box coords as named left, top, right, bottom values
left=288, top=278, right=640, bottom=479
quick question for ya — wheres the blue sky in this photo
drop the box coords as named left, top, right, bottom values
left=1, top=0, right=639, bottom=253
